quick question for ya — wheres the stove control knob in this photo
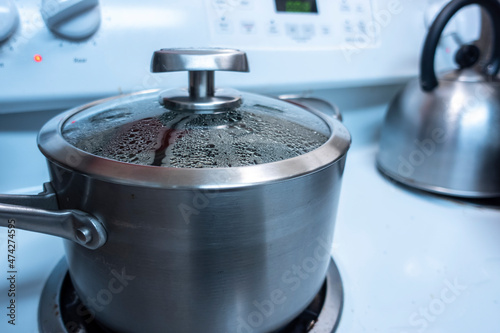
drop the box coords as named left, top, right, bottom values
left=41, top=0, right=101, bottom=40
left=0, top=0, right=19, bottom=43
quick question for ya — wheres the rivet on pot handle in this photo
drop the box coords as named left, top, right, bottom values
left=278, top=95, right=343, bottom=122
left=420, top=0, right=500, bottom=91
left=0, top=183, right=107, bottom=250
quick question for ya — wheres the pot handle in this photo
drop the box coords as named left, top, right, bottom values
left=0, top=183, right=107, bottom=250
left=420, top=0, right=500, bottom=91
left=278, top=96, right=343, bottom=122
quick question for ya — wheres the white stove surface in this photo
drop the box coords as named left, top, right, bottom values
left=1, top=87, right=500, bottom=333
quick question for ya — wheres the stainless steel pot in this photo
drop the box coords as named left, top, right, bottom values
left=0, top=49, right=350, bottom=333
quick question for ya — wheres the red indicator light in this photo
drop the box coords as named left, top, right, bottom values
left=34, top=54, right=43, bottom=62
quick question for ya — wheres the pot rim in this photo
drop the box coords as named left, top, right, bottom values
left=38, top=90, right=351, bottom=189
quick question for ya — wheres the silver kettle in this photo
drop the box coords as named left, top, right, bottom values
left=377, top=0, right=500, bottom=198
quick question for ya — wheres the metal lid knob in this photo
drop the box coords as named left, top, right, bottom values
left=151, top=48, right=249, bottom=112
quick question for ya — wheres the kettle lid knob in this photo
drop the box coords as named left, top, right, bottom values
left=454, top=44, right=480, bottom=69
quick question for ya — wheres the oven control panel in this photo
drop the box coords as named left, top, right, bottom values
left=206, top=0, right=378, bottom=47
left=0, top=0, right=480, bottom=113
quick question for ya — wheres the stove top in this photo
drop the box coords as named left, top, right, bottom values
left=1, top=86, right=500, bottom=332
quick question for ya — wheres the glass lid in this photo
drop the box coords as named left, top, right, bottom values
left=38, top=49, right=350, bottom=188
left=62, top=91, right=331, bottom=168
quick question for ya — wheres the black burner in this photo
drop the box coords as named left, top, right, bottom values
left=273, top=283, right=326, bottom=333
left=39, top=259, right=343, bottom=333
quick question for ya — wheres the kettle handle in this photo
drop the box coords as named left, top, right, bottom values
left=420, top=0, right=500, bottom=92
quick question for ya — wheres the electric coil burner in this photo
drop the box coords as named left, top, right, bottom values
left=39, top=258, right=343, bottom=333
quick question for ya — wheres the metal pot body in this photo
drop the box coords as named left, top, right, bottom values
left=0, top=92, right=350, bottom=332
left=48, top=156, right=345, bottom=333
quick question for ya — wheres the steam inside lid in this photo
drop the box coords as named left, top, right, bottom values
left=63, top=92, right=330, bottom=168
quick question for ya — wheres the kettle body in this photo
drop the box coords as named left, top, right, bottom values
left=377, top=0, right=500, bottom=197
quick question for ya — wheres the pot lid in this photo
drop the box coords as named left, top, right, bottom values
left=60, top=49, right=334, bottom=169
left=62, top=91, right=331, bottom=168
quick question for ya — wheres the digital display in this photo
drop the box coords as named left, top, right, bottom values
left=275, top=0, right=318, bottom=13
